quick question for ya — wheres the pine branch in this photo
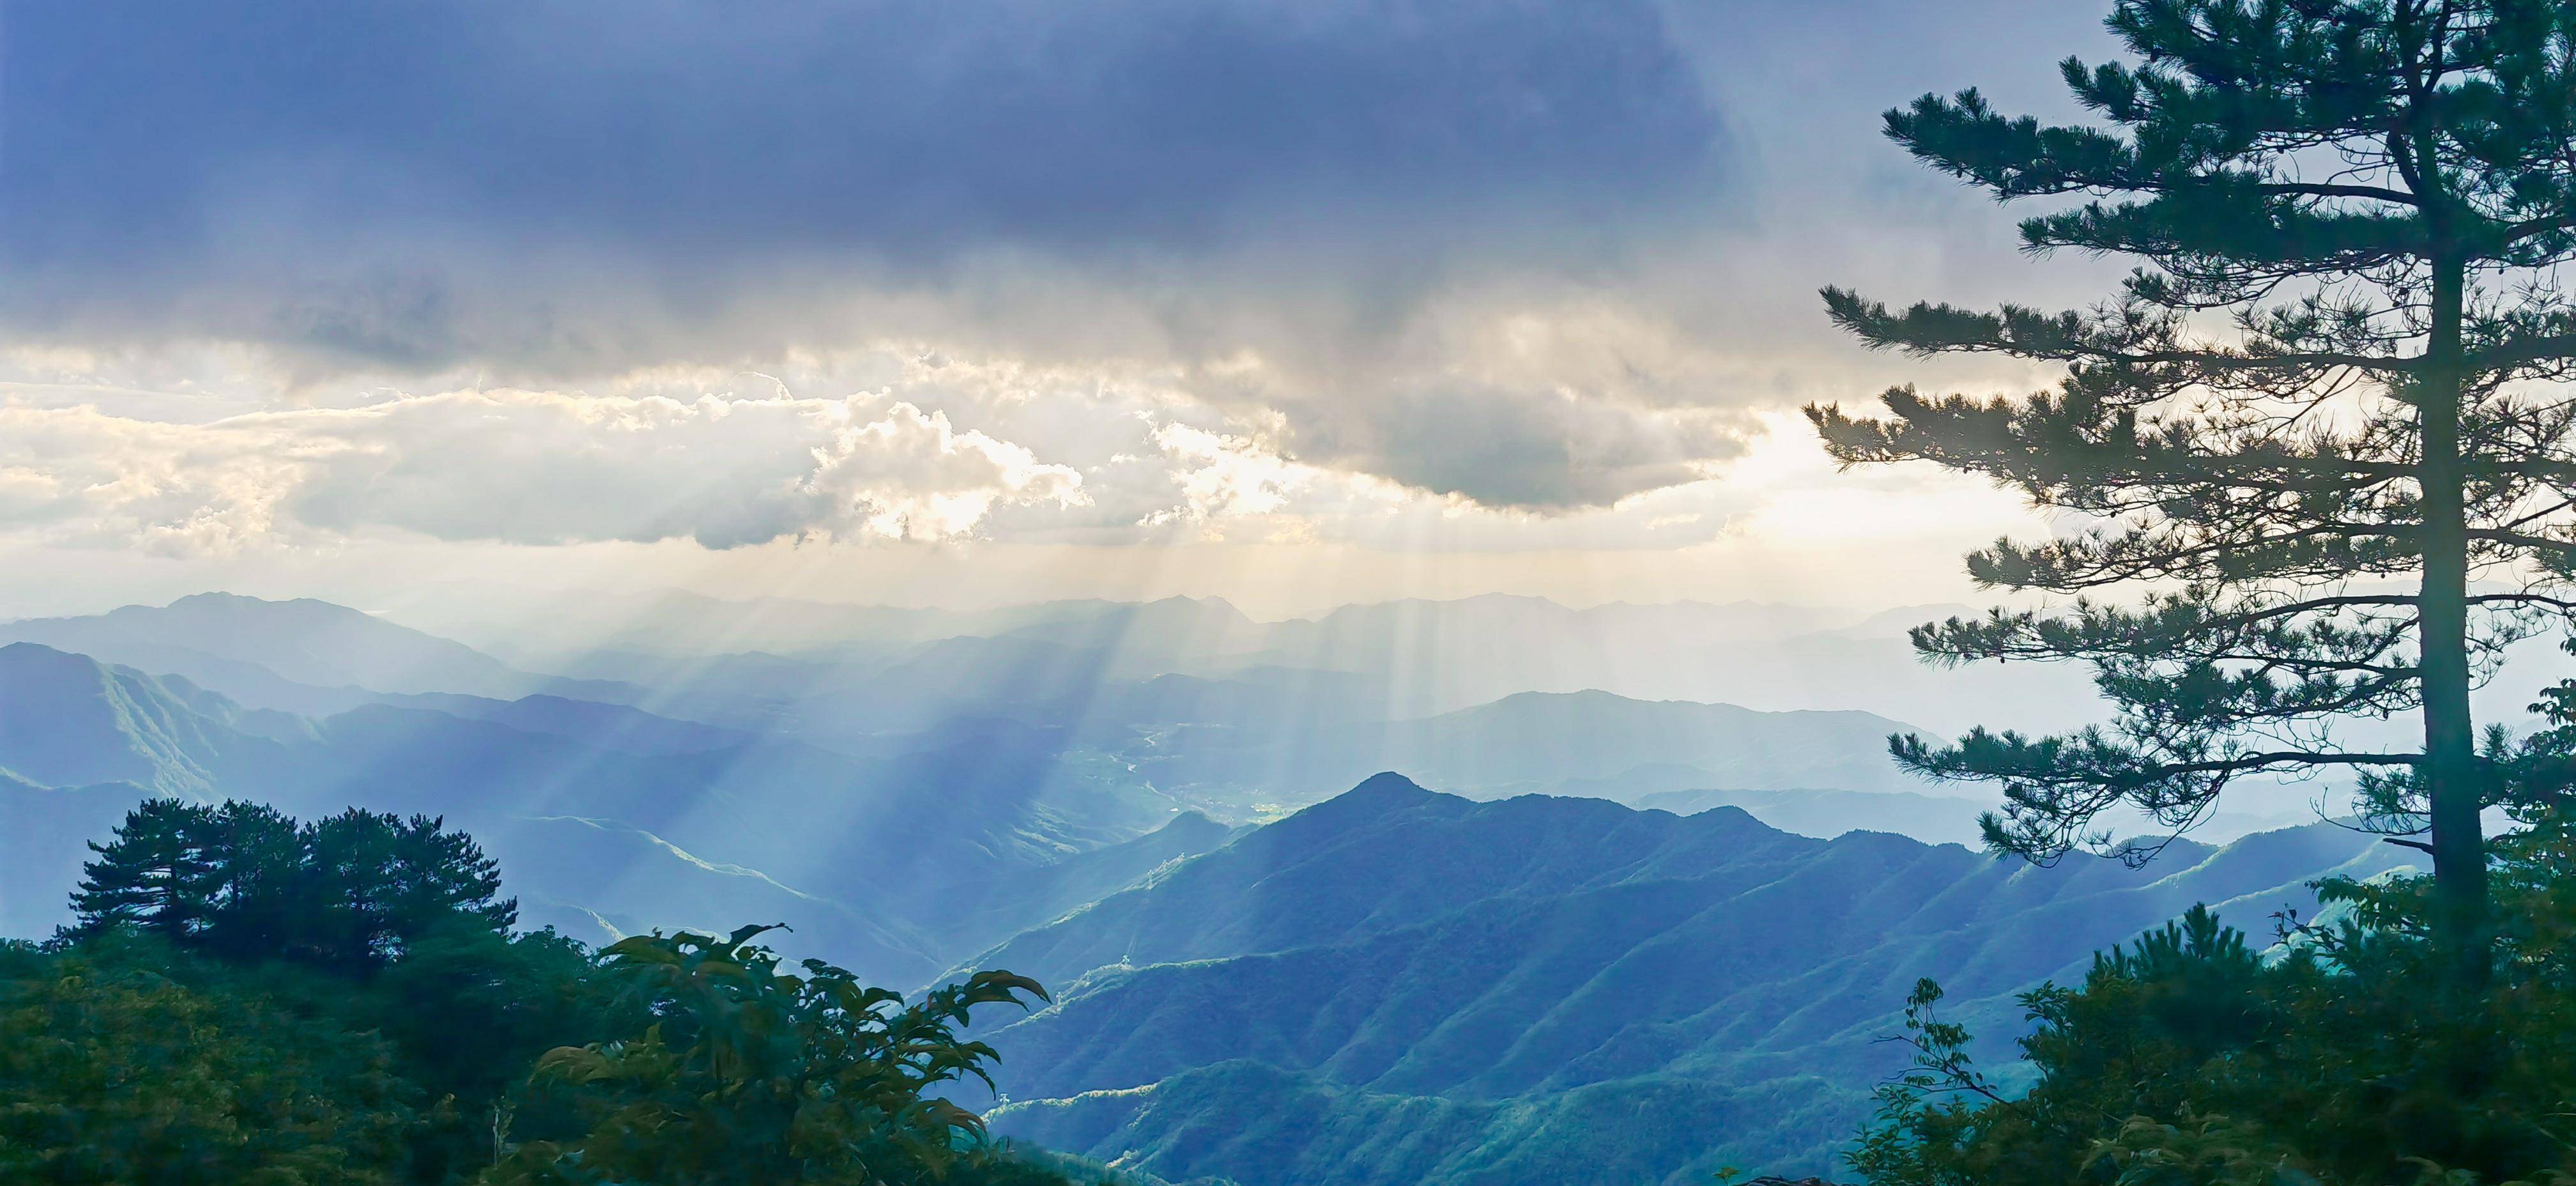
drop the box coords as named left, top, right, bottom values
left=2135, top=750, right=2424, bottom=775
left=2468, top=592, right=2576, bottom=612
left=2259, top=181, right=2421, bottom=204
left=2469, top=333, right=2576, bottom=372
left=2501, top=210, right=2576, bottom=242
left=1822, top=289, right=2417, bottom=373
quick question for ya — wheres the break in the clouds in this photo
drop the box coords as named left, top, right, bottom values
left=0, top=0, right=2106, bottom=550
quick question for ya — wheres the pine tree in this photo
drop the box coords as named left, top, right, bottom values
left=380, top=812, right=515, bottom=937
left=67, top=801, right=516, bottom=969
left=68, top=799, right=216, bottom=940
left=197, top=801, right=307, bottom=962
left=303, top=809, right=514, bottom=969
left=1809, top=0, right=2576, bottom=978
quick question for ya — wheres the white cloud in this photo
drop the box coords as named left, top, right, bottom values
left=0, top=404, right=307, bottom=556
left=0, top=389, right=1085, bottom=555
left=0, top=334, right=2048, bottom=564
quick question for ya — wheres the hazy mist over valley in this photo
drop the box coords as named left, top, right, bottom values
left=0, top=587, right=2434, bottom=1180
left=13, top=1, right=2576, bottom=1182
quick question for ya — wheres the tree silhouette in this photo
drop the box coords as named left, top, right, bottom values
left=67, top=801, right=515, bottom=971
left=303, top=808, right=516, bottom=970
left=199, top=801, right=306, bottom=962
left=1813, top=0, right=2576, bottom=978
left=68, top=797, right=215, bottom=941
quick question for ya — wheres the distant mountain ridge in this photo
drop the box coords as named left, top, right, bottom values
left=1128, top=689, right=1923, bottom=808
left=42, top=590, right=2554, bottom=750
left=411, top=590, right=1851, bottom=665
left=972, top=774, right=2422, bottom=1185
left=1367, top=689, right=1919, bottom=792
left=1, top=594, right=1969, bottom=826
left=0, top=644, right=1215, bottom=980
left=0, top=593, right=652, bottom=708
left=0, top=642, right=307, bottom=794
left=385, top=589, right=2097, bottom=734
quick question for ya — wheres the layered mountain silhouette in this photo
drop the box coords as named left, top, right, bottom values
left=0, top=643, right=1212, bottom=982
left=0, top=642, right=309, bottom=794
left=41, top=591, right=2552, bottom=770
left=0, top=592, right=2452, bottom=1186
left=0, top=596, right=1968, bottom=822
left=972, top=774, right=2421, bottom=1185
left=374, top=590, right=2112, bottom=734
left=0, top=592, right=650, bottom=710
left=1126, top=689, right=1922, bottom=812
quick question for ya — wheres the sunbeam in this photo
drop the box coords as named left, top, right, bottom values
left=12, top=2, right=2576, bottom=1183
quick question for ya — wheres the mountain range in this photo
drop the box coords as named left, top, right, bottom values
left=0, top=588, right=2441, bottom=1183
left=972, top=775, right=2421, bottom=1185
left=0, top=594, right=1982, bottom=821
left=379, top=589, right=2099, bottom=736
left=0, top=592, right=650, bottom=707
left=0, top=642, right=1213, bottom=982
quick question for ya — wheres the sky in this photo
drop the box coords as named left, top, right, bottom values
left=0, top=0, right=2135, bottom=619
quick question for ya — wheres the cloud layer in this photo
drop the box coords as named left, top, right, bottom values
left=5, top=0, right=1724, bottom=354
left=0, top=0, right=2115, bottom=549
left=0, top=390, right=1085, bottom=555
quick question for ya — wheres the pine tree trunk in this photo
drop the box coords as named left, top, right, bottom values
left=2419, top=251, right=2490, bottom=989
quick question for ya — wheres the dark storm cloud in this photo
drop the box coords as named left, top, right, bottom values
left=3, top=0, right=1726, bottom=345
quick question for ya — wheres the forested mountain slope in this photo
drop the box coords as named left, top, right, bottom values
left=976, top=775, right=2419, bottom=1185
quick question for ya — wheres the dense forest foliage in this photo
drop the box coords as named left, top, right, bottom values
left=1838, top=804, right=2576, bottom=1185
left=0, top=801, right=1111, bottom=1185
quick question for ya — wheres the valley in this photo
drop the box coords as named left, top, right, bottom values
left=0, top=591, right=2439, bottom=1183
